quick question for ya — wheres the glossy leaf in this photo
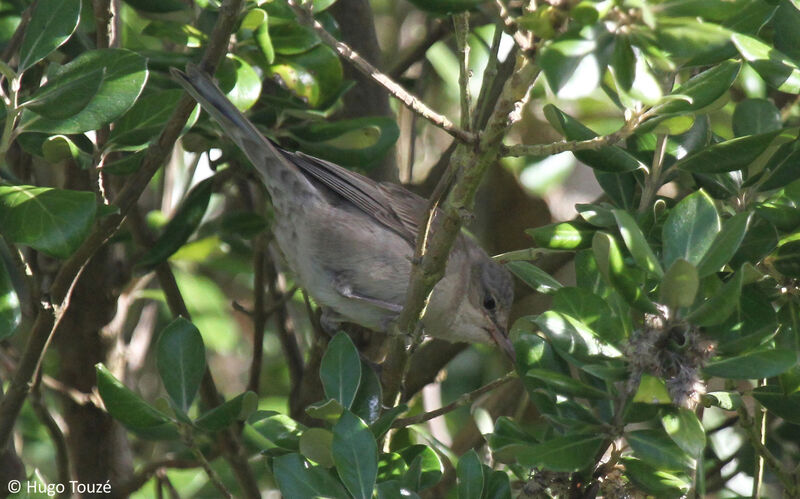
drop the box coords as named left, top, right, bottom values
left=662, top=190, right=720, bottom=268
left=593, top=232, right=656, bottom=312
left=656, top=60, right=740, bottom=115
left=696, top=212, right=751, bottom=277
left=156, top=317, right=206, bottom=413
left=660, top=259, right=699, bottom=309
left=703, top=349, right=796, bottom=378
left=732, top=33, right=800, bottom=93
left=320, top=332, right=361, bottom=409
left=732, top=99, right=782, bottom=137
left=21, top=49, right=148, bottom=134
left=661, top=409, right=706, bottom=458
left=109, top=89, right=198, bottom=148
left=272, top=453, right=349, bottom=499
left=0, top=258, right=20, bottom=339
left=623, top=458, right=690, bottom=499
left=539, top=35, right=611, bottom=98
left=267, top=45, right=344, bottom=109
left=41, top=135, right=81, bottom=163
left=653, top=19, right=734, bottom=66
left=674, top=130, right=785, bottom=173
left=687, top=270, right=743, bottom=326
left=22, top=68, right=104, bottom=120
left=774, top=0, right=800, bottom=60
left=370, top=404, right=407, bottom=439
left=633, top=374, right=672, bottom=404
left=290, top=117, right=399, bottom=168
left=332, top=411, right=378, bottom=499
left=0, top=185, right=96, bottom=259
left=122, top=0, right=187, bottom=13
left=702, top=391, right=742, bottom=410
left=613, top=209, right=663, bottom=277
left=457, top=449, right=483, bottom=499
left=772, top=239, right=800, bottom=278
left=544, top=104, right=644, bottom=173
left=507, top=261, right=563, bottom=294
left=516, top=433, right=605, bottom=472
left=526, top=221, right=594, bottom=250
left=551, top=287, right=628, bottom=345
left=350, top=361, right=381, bottom=424
left=217, top=55, right=261, bottom=112
left=305, top=399, right=344, bottom=423
left=249, top=411, right=305, bottom=450
left=18, top=0, right=81, bottom=71
left=299, top=427, right=335, bottom=468
left=95, top=364, right=179, bottom=440
left=136, top=178, right=214, bottom=272
left=752, top=385, right=800, bottom=424
left=526, top=368, right=610, bottom=399
left=534, top=311, right=622, bottom=364
left=484, top=470, right=512, bottom=499
left=398, top=445, right=443, bottom=491
left=626, top=429, right=693, bottom=471
left=194, top=392, right=258, bottom=433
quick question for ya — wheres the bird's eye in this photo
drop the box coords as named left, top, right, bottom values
left=483, top=296, right=496, bottom=310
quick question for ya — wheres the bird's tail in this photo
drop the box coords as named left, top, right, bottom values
left=171, top=65, right=297, bottom=190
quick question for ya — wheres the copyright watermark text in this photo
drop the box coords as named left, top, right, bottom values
left=6, top=479, right=112, bottom=496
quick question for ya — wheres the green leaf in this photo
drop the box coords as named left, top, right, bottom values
left=0, top=258, right=20, bottom=339
left=21, top=49, right=148, bottom=134
left=674, top=130, right=785, bottom=173
left=516, top=433, right=605, bottom=472
left=626, top=429, right=693, bottom=471
left=687, top=270, right=743, bottom=327
left=267, top=45, right=344, bottom=109
left=375, top=481, right=419, bottom=499
left=194, top=392, right=258, bottom=433
left=732, top=99, right=782, bottom=137
left=21, top=68, right=104, bottom=120
left=662, top=190, right=720, bottom=268
left=320, top=332, right=361, bottom=409
left=95, top=364, right=179, bottom=440
left=660, top=259, right=699, bottom=309
left=255, top=22, right=275, bottom=65
left=484, top=470, right=512, bottom=499
left=370, top=404, right=407, bottom=439
left=752, top=385, right=800, bottom=424
left=305, top=399, right=344, bottom=423
left=732, top=32, right=800, bottom=93
left=156, top=317, right=206, bottom=413
left=593, top=232, right=656, bottom=312
left=457, top=449, right=483, bottom=499
left=526, top=221, right=595, bottom=250
left=507, top=261, right=563, bottom=294
left=299, top=427, right=335, bottom=468
left=655, top=60, right=740, bottom=115
left=41, top=135, right=81, bottom=163
left=18, top=0, right=81, bottom=71
left=623, top=458, right=690, bottom=499
left=270, top=23, right=320, bottom=55
left=350, top=361, right=381, bottom=424
left=696, top=212, right=752, bottom=277
left=289, top=117, right=399, bottom=168
left=539, top=35, right=611, bottom=98
left=633, top=374, right=672, bottom=404
left=109, top=89, right=198, bottom=149
left=404, top=0, right=483, bottom=14
left=526, top=368, right=610, bottom=399
left=703, top=349, right=796, bottom=378
left=661, top=408, right=706, bottom=458
left=122, top=0, right=188, bottom=12
left=332, top=411, right=378, bottom=499
left=249, top=411, right=305, bottom=450
left=610, top=36, right=635, bottom=91
left=774, top=0, right=800, bottom=60
left=702, top=391, right=742, bottom=410
left=595, top=171, right=636, bottom=210
left=136, top=178, right=214, bottom=272
left=652, top=19, right=734, bottom=66
left=772, top=239, right=800, bottom=278
left=613, top=209, right=663, bottom=277
left=272, top=453, right=349, bottom=499
left=398, top=445, right=443, bottom=491
left=543, top=104, right=644, bottom=173
left=0, top=185, right=96, bottom=259
left=534, top=311, right=622, bottom=364
left=551, top=287, right=628, bottom=345
left=216, top=55, right=262, bottom=112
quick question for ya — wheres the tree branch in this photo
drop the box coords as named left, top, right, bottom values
left=286, top=0, right=475, bottom=144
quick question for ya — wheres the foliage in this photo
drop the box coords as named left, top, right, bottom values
left=0, top=0, right=798, bottom=497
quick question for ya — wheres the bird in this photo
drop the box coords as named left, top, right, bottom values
left=172, top=65, right=515, bottom=359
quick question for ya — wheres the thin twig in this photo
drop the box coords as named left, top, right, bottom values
left=247, top=234, right=268, bottom=393
left=738, top=403, right=794, bottom=492
left=0, top=1, right=35, bottom=63
left=388, top=19, right=448, bottom=79
left=391, top=372, right=516, bottom=428
left=454, top=13, right=472, bottom=132
left=638, top=132, right=668, bottom=213
left=118, top=457, right=203, bottom=496
left=286, top=0, right=475, bottom=144
left=182, top=427, right=233, bottom=499
left=29, top=386, right=71, bottom=493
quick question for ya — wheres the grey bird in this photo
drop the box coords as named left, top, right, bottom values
left=172, top=66, right=515, bottom=359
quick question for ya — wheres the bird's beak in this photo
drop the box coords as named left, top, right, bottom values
left=487, top=320, right=515, bottom=362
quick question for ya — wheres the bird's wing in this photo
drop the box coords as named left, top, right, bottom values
left=289, top=151, right=425, bottom=242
